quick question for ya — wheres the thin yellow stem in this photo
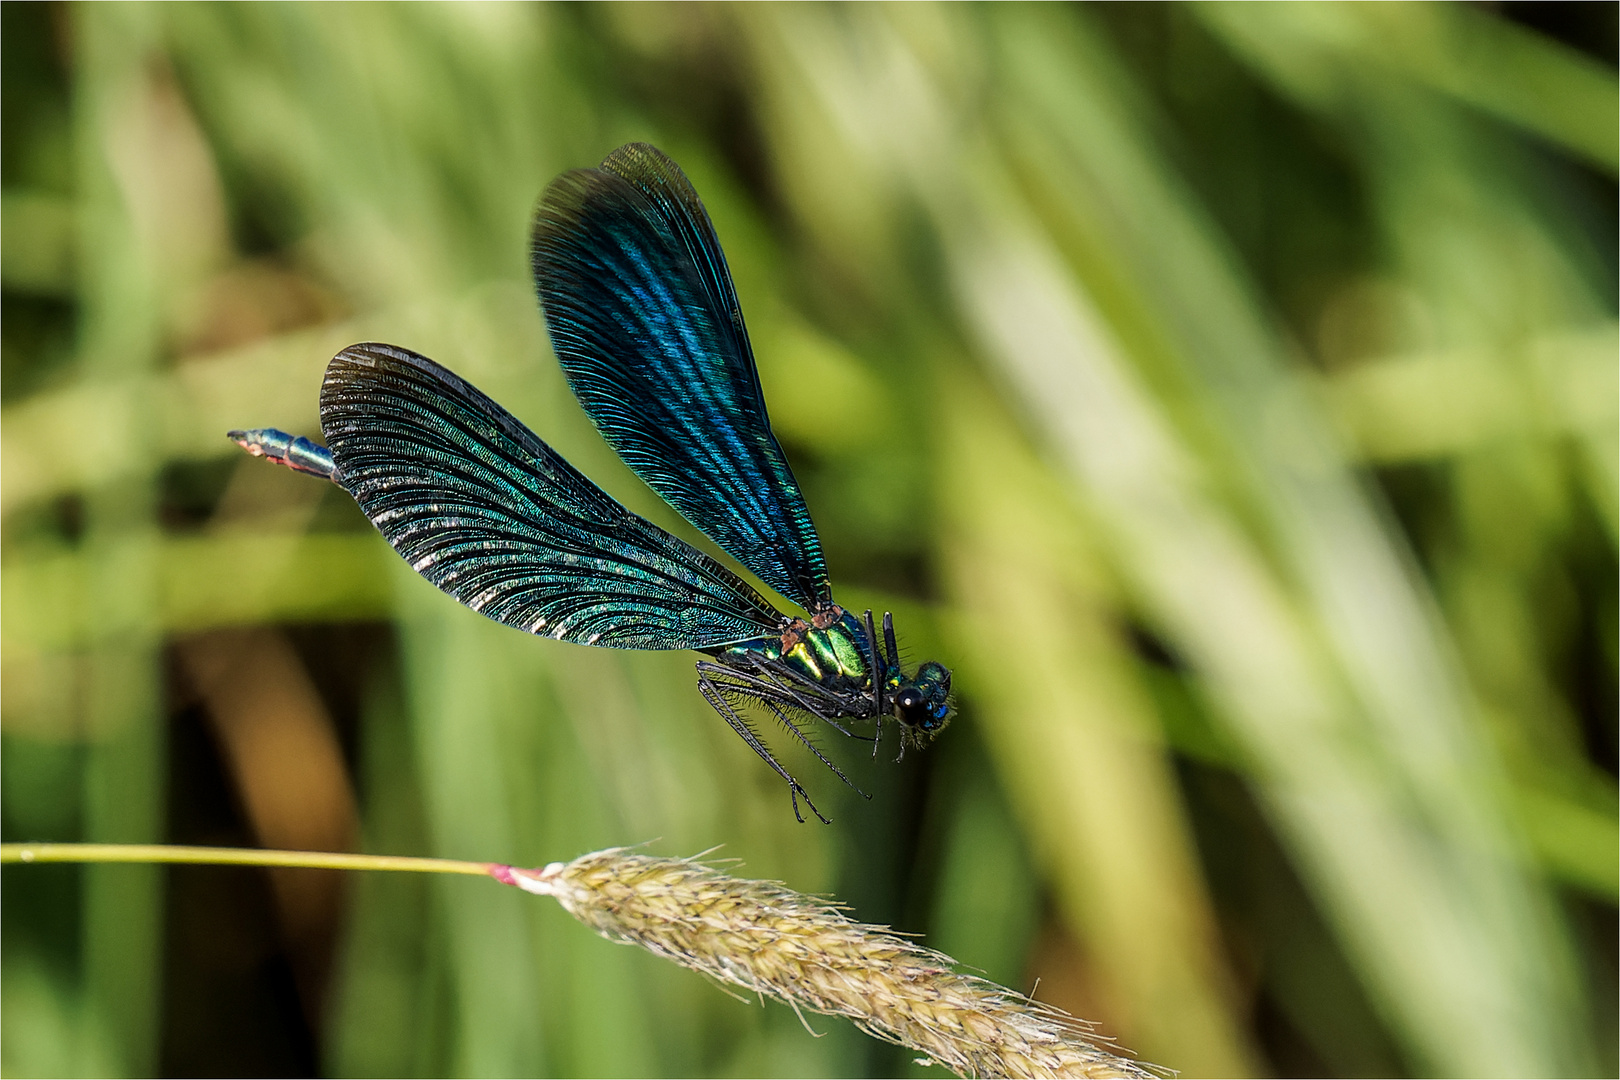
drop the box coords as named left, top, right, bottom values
left=0, top=843, right=494, bottom=877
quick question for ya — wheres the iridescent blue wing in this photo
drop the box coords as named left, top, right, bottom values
left=531, top=143, right=834, bottom=614
left=319, top=342, right=785, bottom=649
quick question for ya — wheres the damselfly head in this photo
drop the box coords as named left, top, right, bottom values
left=892, top=661, right=953, bottom=741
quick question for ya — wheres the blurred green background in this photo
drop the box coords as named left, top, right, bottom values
left=2, top=3, right=1614, bottom=1077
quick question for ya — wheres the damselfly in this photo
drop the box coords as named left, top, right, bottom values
left=231, top=144, right=952, bottom=822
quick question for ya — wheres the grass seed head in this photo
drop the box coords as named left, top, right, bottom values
left=504, top=848, right=1157, bottom=1080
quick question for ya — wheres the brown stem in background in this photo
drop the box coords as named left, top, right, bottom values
left=173, top=628, right=358, bottom=1024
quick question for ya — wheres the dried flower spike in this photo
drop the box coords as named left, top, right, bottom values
left=493, top=849, right=1156, bottom=1080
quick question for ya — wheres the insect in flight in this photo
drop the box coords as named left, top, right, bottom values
left=230, top=143, right=952, bottom=822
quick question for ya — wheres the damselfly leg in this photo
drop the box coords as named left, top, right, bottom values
left=696, top=668, right=828, bottom=824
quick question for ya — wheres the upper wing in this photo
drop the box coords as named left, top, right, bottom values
left=319, top=342, right=785, bottom=650
left=531, top=143, right=834, bottom=614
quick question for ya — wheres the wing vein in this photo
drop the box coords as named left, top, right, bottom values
left=319, top=342, right=784, bottom=650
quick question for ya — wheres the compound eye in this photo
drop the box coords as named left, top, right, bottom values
left=894, top=688, right=929, bottom=727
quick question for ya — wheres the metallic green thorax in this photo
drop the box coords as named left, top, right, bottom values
left=708, top=612, right=882, bottom=708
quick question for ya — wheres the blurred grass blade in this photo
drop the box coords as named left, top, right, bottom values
left=978, top=11, right=1593, bottom=1075
left=70, top=7, right=185, bottom=1073
left=3, top=533, right=392, bottom=655
left=738, top=4, right=1599, bottom=1075
left=395, top=591, right=546, bottom=1076
left=1325, top=324, right=1620, bottom=463
left=937, top=366, right=1259, bottom=1077
left=1196, top=3, right=1619, bottom=175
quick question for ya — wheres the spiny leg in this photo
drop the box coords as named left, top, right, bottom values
left=752, top=696, right=869, bottom=801
left=864, top=609, right=884, bottom=759
left=696, top=670, right=827, bottom=824
left=698, top=675, right=822, bottom=824
left=704, top=659, right=828, bottom=719
left=809, top=714, right=870, bottom=742
left=827, top=719, right=872, bottom=742
left=881, top=613, right=906, bottom=764
left=699, top=661, right=863, bottom=781
left=706, top=671, right=871, bottom=802
left=718, top=659, right=874, bottom=743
